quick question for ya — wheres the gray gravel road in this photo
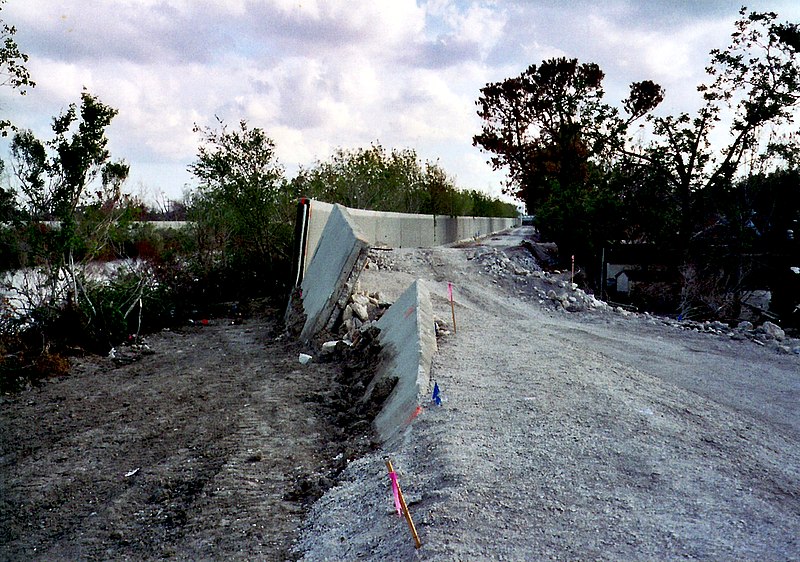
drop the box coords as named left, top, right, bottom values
left=296, top=229, right=800, bottom=560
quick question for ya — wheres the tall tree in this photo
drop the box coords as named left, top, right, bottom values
left=474, top=57, right=662, bottom=262
left=0, top=0, right=35, bottom=222
left=9, top=91, right=129, bottom=320
left=628, top=8, right=800, bottom=250
left=188, top=118, right=293, bottom=291
left=473, top=57, right=663, bottom=213
left=614, top=8, right=800, bottom=319
left=11, top=90, right=128, bottom=221
left=0, top=0, right=35, bottom=135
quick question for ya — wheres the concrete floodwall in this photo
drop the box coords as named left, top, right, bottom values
left=346, top=207, right=437, bottom=248
left=299, top=205, right=370, bottom=341
left=293, top=201, right=515, bottom=442
left=300, top=199, right=518, bottom=280
left=369, top=279, right=437, bottom=444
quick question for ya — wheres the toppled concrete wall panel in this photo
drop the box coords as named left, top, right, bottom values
left=370, top=279, right=437, bottom=443
left=300, top=205, right=370, bottom=341
left=300, top=200, right=518, bottom=271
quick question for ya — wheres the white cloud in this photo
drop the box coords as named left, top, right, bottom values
left=455, top=3, right=506, bottom=48
left=246, top=0, right=426, bottom=57
left=28, top=58, right=94, bottom=101
left=4, top=0, right=800, bottom=204
left=587, top=14, right=730, bottom=81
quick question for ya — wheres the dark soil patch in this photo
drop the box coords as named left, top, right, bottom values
left=0, top=308, right=383, bottom=561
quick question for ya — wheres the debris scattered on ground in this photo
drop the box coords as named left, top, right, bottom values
left=108, top=336, right=155, bottom=366
left=338, top=287, right=392, bottom=342
left=439, top=240, right=799, bottom=355
left=298, top=230, right=800, bottom=560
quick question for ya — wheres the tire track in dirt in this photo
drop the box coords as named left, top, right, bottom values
left=0, top=311, right=343, bottom=561
left=422, top=246, right=800, bottom=559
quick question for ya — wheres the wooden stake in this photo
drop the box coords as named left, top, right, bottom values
left=571, top=255, right=575, bottom=285
left=448, top=282, right=457, bottom=334
left=385, top=459, right=422, bottom=549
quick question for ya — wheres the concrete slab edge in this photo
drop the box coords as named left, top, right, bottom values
left=300, top=199, right=518, bottom=274
left=370, top=279, right=438, bottom=444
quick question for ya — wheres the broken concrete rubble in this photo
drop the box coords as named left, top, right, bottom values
left=368, top=237, right=799, bottom=356
left=320, top=341, right=339, bottom=355
left=759, top=321, right=785, bottom=341
left=653, top=317, right=800, bottom=354
left=337, top=290, right=394, bottom=342
left=475, top=242, right=798, bottom=354
left=350, top=300, right=369, bottom=323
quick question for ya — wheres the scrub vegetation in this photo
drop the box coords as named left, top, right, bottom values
left=1, top=6, right=798, bottom=390
left=0, top=5, right=514, bottom=389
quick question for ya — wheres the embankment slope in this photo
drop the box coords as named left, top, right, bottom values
left=296, top=230, right=800, bottom=560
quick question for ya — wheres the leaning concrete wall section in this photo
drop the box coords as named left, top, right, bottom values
left=299, top=204, right=370, bottom=341
left=301, top=200, right=518, bottom=274
left=369, top=279, right=437, bottom=444
left=303, top=200, right=335, bottom=276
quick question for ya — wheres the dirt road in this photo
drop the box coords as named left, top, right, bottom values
left=2, top=227, right=799, bottom=560
left=298, top=230, right=800, bottom=560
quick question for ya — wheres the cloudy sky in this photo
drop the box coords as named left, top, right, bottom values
left=2, top=0, right=799, bottom=204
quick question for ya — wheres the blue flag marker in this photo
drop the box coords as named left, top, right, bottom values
left=432, top=382, right=442, bottom=406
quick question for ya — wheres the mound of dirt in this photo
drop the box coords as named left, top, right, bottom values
left=0, top=307, right=389, bottom=561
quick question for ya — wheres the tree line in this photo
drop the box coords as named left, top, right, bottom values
left=0, top=0, right=515, bottom=387
left=474, top=8, right=799, bottom=324
left=1, top=5, right=798, bottom=388
left=0, top=100, right=515, bottom=388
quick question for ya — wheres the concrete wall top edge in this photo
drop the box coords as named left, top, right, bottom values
left=301, top=199, right=515, bottom=276
left=331, top=204, right=370, bottom=244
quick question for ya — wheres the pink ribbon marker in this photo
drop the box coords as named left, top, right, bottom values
left=447, top=282, right=453, bottom=301
left=389, top=471, right=402, bottom=516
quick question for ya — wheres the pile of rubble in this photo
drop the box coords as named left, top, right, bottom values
left=335, top=291, right=391, bottom=343
left=658, top=318, right=800, bottom=354
left=107, top=336, right=155, bottom=365
left=469, top=246, right=608, bottom=313
left=469, top=247, right=538, bottom=277
left=359, top=244, right=799, bottom=356
left=468, top=244, right=799, bottom=354
left=302, top=291, right=388, bottom=365
left=533, top=276, right=608, bottom=313
left=364, top=249, right=396, bottom=272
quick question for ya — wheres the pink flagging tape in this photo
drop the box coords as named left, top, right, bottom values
left=385, top=458, right=422, bottom=548
left=389, top=471, right=402, bottom=517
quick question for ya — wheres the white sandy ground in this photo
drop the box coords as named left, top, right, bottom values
left=294, top=230, right=800, bottom=561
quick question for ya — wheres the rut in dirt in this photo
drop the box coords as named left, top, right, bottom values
left=0, top=309, right=370, bottom=561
